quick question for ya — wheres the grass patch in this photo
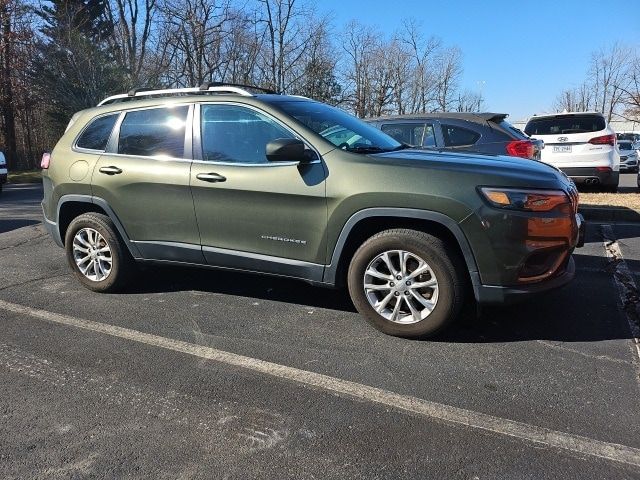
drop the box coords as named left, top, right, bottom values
left=8, top=169, right=42, bottom=184
left=580, top=192, right=640, bottom=211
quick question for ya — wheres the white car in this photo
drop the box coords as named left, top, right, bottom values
left=524, top=112, right=619, bottom=192
left=618, top=140, right=639, bottom=173
left=0, top=151, right=6, bottom=194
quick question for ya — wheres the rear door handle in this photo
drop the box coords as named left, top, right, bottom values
left=99, top=166, right=123, bottom=175
left=196, top=172, right=226, bottom=183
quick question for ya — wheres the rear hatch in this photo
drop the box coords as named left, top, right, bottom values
left=524, top=114, right=613, bottom=167
left=489, top=116, right=543, bottom=160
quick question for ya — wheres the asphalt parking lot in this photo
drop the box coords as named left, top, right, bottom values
left=1, top=182, right=640, bottom=479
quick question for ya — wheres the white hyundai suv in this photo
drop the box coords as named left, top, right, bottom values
left=524, top=112, right=619, bottom=192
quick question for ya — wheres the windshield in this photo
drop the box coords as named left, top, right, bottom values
left=619, top=142, right=633, bottom=151
left=272, top=100, right=403, bottom=153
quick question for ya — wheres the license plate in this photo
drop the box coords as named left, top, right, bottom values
left=553, top=145, right=572, bottom=153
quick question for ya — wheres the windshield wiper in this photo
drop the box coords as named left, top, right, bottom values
left=346, top=145, right=408, bottom=154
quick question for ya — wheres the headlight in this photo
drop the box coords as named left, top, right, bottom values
left=479, top=187, right=571, bottom=213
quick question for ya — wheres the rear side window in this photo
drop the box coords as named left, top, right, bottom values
left=497, top=120, right=528, bottom=140
left=76, top=114, right=119, bottom=151
left=524, top=115, right=606, bottom=136
left=442, top=125, right=480, bottom=147
left=381, top=123, right=425, bottom=146
left=118, top=106, right=189, bottom=158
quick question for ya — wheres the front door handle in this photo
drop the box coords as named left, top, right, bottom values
left=196, top=172, right=226, bottom=183
left=99, top=166, right=123, bottom=175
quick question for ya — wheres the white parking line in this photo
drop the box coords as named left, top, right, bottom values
left=1, top=298, right=640, bottom=467
left=601, top=224, right=640, bottom=362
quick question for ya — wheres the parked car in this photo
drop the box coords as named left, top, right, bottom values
left=524, top=112, right=619, bottom=192
left=0, top=151, right=6, bottom=194
left=367, top=113, right=544, bottom=160
left=41, top=84, right=584, bottom=339
left=618, top=140, right=639, bottom=173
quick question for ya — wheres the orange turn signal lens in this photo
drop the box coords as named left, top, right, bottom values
left=479, top=188, right=570, bottom=213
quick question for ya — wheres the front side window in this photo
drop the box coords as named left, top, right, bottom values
left=442, top=125, right=480, bottom=147
left=118, top=106, right=189, bottom=158
left=76, top=113, right=119, bottom=151
left=201, top=104, right=296, bottom=164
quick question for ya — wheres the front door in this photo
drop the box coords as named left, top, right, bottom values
left=92, top=104, right=203, bottom=263
left=190, top=103, right=327, bottom=280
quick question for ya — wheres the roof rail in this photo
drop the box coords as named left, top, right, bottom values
left=199, top=81, right=279, bottom=95
left=97, top=84, right=259, bottom=106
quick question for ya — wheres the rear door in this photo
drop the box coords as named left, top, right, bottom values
left=92, top=104, right=203, bottom=263
left=380, top=122, right=438, bottom=147
left=190, top=103, right=328, bottom=279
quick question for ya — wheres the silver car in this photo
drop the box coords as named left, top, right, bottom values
left=618, top=140, right=638, bottom=173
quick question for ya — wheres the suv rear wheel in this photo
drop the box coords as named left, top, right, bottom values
left=347, top=229, right=465, bottom=338
left=64, top=213, right=134, bottom=292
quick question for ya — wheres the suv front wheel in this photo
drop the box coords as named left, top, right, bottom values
left=64, top=213, right=134, bottom=292
left=348, top=229, right=465, bottom=338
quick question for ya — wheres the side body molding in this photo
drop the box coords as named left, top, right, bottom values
left=323, top=207, right=480, bottom=288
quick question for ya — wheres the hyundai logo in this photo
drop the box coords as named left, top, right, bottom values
left=558, top=137, right=569, bottom=142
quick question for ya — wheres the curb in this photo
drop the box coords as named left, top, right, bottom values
left=579, top=206, right=640, bottom=223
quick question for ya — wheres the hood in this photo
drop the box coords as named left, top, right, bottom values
left=373, top=147, right=564, bottom=177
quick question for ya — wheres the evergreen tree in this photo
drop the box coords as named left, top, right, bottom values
left=32, top=0, right=125, bottom=132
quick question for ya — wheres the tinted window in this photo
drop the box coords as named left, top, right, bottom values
left=118, top=106, right=189, bottom=158
left=201, top=104, right=296, bottom=164
left=619, top=142, right=633, bottom=151
left=498, top=120, right=528, bottom=140
left=76, top=114, right=118, bottom=151
left=524, top=115, right=606, bottom=136
left=271, top=100, right=402, bottom=152
left=442, top=125, right=480, bottom=147
left=381, top=123, right=422, bottom=145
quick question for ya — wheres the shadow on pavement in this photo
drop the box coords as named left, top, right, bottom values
left=0, top=218, right=40, bottom=234
left=125, top=257, right=633, bottom=344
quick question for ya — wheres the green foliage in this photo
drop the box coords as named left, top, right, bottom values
left=33, top=0, right=125, bottom=133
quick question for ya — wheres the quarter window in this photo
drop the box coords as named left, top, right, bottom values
left=442, top=125, right=480, bottom=147
left=76, top=113, right=119, bottom=151
left=118, top=106, right=189, bottom=158
left=201, top=104, right=296, bottom=164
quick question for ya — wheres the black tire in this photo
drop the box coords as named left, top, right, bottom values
left=347, top=228, right=466, bottom=338
left=64, top=212, right=134, bottom=292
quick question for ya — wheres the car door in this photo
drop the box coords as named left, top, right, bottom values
left=190, top=102, right=328, bottom=281
left=92, top=104, right=204, bottom=263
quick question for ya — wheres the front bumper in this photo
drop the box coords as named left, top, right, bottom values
left=475, top=256, right=575, bottom=304
left=472, top=212, right=584, bottom=305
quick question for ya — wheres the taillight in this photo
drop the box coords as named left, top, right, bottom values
left=506, top=140, right=535, bottom=159
left=588, top=134, right=615, bottom=146
left=41, top=152, right=51, bottom=169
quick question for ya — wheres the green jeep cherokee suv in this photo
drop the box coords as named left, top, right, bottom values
left=41, top=84, right=585, bottom=338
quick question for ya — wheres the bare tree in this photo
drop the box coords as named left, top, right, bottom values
left=553, top=83, right=593, bottom=112
left=398, top=19, right=440, bottom=113
left=455, top=89, right=484, bottom=112
left=434, top=46, right=462, bottom=112
left=588, top=42, right=632, bottom=121
left=159, top=0, right=230, bottom=87
left=107, top=0, right=158, bottom=87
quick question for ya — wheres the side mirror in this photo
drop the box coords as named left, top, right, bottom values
left=266, top=138, right=306, bottom=162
